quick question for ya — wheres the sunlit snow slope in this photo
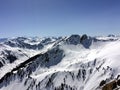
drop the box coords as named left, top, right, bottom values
left=0, top=34, right=120, bottom=90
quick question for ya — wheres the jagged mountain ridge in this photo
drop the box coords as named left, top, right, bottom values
left=0, top=36, right=59, bottom=80
left=0, top=36, right=58, bottom=66
left=0, top=34, right=120, bottom=90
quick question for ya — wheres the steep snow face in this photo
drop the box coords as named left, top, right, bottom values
left=0, top=35, right=120, bottom=90
left=0, top=44, right=29, bottom=66
left=0, top=37, right=58, bottom=82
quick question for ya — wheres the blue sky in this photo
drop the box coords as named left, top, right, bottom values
left=0, top=0, right=120, bottom=37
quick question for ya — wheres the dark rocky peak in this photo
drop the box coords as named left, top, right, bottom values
left=108, top=34, right=116, bottom=37
left=80, top=34, right=92, bottom=48
left=15, top=37, right=28, bottom=41
left=66, top=34, right=80, bottom=45
left=80, top=34, right=88, bottom=42
left=66, top=34, right=92, bottom=48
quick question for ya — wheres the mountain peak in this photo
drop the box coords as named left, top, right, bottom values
left=0, top=35, right=120, bottom=90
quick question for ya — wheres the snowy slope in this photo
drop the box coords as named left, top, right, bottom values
left=0, top=36, right=58, bottom=67
left=0, top=37, right=58, bottom=81
left=0, top=35, right=120, bottom=90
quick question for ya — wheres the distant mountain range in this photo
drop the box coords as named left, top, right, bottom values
left=0, top=34, right=120, bottom=90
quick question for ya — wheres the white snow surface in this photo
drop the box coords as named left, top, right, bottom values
left=0, top=35, right=120, bottom=90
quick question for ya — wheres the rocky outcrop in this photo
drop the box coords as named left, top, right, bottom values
left=101, top=79, right=120, bottom=90
left=66, top=34, right=81, bottom=45
left=80, top=34, right=92, bottom=48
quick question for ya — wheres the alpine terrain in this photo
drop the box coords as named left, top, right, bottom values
left=0, top=34, right=120, bottom=90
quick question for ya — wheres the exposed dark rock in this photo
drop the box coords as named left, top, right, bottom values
left=99, top=80, right=106, bottom=86
left=6, top=55, right=17, bottom=63
left=66, top=34, right=80, bottom=45
left=80, top=34, right=92, bottom=48
left=117, top=79, right=120, bottom=86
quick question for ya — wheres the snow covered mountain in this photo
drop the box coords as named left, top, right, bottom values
left=0, top=34, right=120, bottom=90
